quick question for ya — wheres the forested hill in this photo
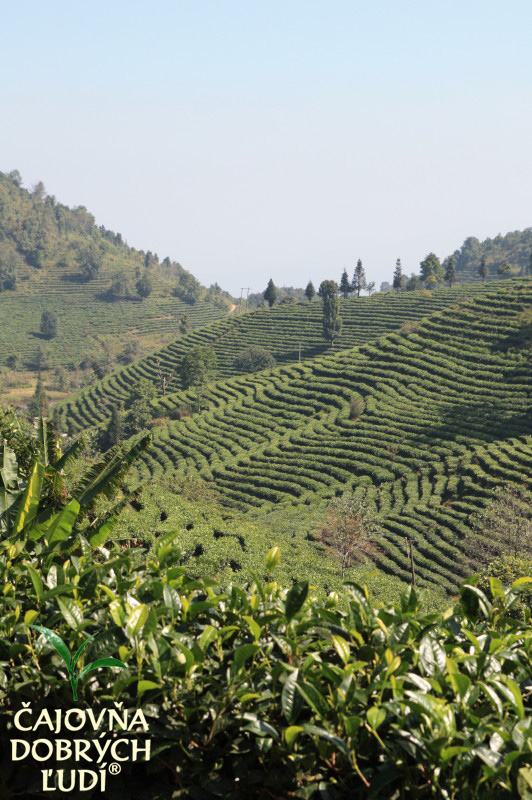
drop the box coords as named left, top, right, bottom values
left=0, top=170, right=232, bottom=370
left=449, top=227, right=532, bottom=280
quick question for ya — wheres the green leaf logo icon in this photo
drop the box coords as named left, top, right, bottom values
left=29, top=625, right=126, bottom=701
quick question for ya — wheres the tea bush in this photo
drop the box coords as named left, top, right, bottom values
left=1, top=508, right=531, bottom=798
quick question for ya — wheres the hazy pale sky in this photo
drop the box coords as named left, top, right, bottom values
left=1, top=0, right=531, bottom=295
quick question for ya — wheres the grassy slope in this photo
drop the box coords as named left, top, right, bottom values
left=123, top=280, right=531, bottom=592
left=57, top=281, right=505, bottom=434
left=0, top=172, right=228, bottom=371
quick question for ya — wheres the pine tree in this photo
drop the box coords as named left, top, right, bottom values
left=479, top=256, right=488, bottom=282
left=445, top=257, right=457, bottom=287
left=393, top=258, right=403, bottom=292
left=339, top=269, right=351, bottom=299
left=263, top=278, right=277, bottom=307
left=352, top=260, right=367, bottom=297
left=304, top=281, right=316, bottom=302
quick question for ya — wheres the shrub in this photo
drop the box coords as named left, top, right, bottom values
left=233, top=345, right=276, bottom=373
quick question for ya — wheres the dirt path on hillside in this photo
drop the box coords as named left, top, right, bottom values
left=229, top=303, right=236, bottom=313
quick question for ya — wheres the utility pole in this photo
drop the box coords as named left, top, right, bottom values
left=405, top=537, right=417, bottom=586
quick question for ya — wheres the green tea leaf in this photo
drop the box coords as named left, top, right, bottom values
left=126, top=604, right=149, bottom=637
left=29, top=624, right=71, bottom=669
left=71, top=632, right=98, bottom=673
left=234, top=643, right=259, bottom=669
left=78, top=657, right=127, bottom=681
left=57, top=597, right=84, bottom=630
left=265, top=546, right=281, bottom=571
left=282, top=669, right=299, bottom=722
left=419, top=634, right=446, bottom=677
left=138, top=680, right=161, bottom=696
left=331, top=635, right=350, bottom=665
left=284, top=725, right=303, bottom=748
left=285, top=581, right=309, bottom=621
left=366, top=706, right=386, bottom=730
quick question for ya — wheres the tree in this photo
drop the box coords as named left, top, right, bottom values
left=234, top=346, right=276, bottom=373
left=444, top=256, right=457, bottom=287
left=349, top=395, right=364, bottom=419
left=8, top=170, right=22, bottom=186
left=467, top=486, right=532, bottom=567
left=40, top=310, right=58, bottom=339
left=318, top=280, right=338, bottom=300
left=103, top=402, right=124, bottom=449
left=155, top=358, right=175, bottom=396
left=32, top=181, right=46, bottom=201
left=420, top=253, right=443, bottom=283
left=322, top=294, right=342, bottom=347
left=118, top=341, right=140, bottom=365
left=179, top=314, right=190, bottom=335
left=6, top=354, right=18, bottom=370
left=108, top=271, right=131, bottom=299
left=125, top=379, right=157, bottom=434
left=264, top=278, right=277, bottom=307
left=319, top=493, right=381, bottom=578
left=498, top=261, right=512, bottom=276
left=478, top=256, right=488, bottom=282
left=181, top=346, right=217, bottom=410
left=393, top=259, right=403, bottom=292
left=0, top=248, right=19, bottom=291
left=366, top=281, right=376, bottom=295
left=28, top=377, right=48, bottom=418
left=78, top=243, right=103, bottom=281
left=352, top=259, right=367, bottom=297
left=136, top=272, right=153, bottom=299
left=305, top=281, right=316, bottom=302
left=405, top=274, right=421, bottom=292
left=339, top=270, right=351, bottom=299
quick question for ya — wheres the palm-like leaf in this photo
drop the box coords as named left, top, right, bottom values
left=75, top=435, right=150, bottom=510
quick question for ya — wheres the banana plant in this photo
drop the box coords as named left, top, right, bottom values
left=0, top=413, right=150, bottom=551
left=29, top=625, right=126, bottom=701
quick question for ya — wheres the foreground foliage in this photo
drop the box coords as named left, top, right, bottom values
left=1, top=481, right=531, bottom=798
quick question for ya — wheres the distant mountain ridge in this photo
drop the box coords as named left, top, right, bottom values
left=450, top=228, right=532, bottom=280
left=0, top=170, right=232, bottom=371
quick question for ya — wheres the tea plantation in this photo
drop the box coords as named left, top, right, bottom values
left=120, top=280, right=532, bottom=592
left=0, top=171, right=229, bottom=371
left=56, top=280, right=508, bottom=434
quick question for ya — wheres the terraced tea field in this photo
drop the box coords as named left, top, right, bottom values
left=0, top=260, right=227, bottom=371
left=125, top=281, right=531, bottom=591
left=57, top=280, right=507, bottom=434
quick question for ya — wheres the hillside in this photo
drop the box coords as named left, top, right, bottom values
left=121, top=280, right=532, bottom=592
left=56, top=280, right=506, bottom=434
left=0, top=170, right=231, bottom=372
left=450, top=228, right=532, bottom=281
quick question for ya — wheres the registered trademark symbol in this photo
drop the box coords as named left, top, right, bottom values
left=109, top=763, right=121, bottom=775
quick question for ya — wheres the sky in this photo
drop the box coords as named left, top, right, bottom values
left=1, top=0, right=531, bottom=295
